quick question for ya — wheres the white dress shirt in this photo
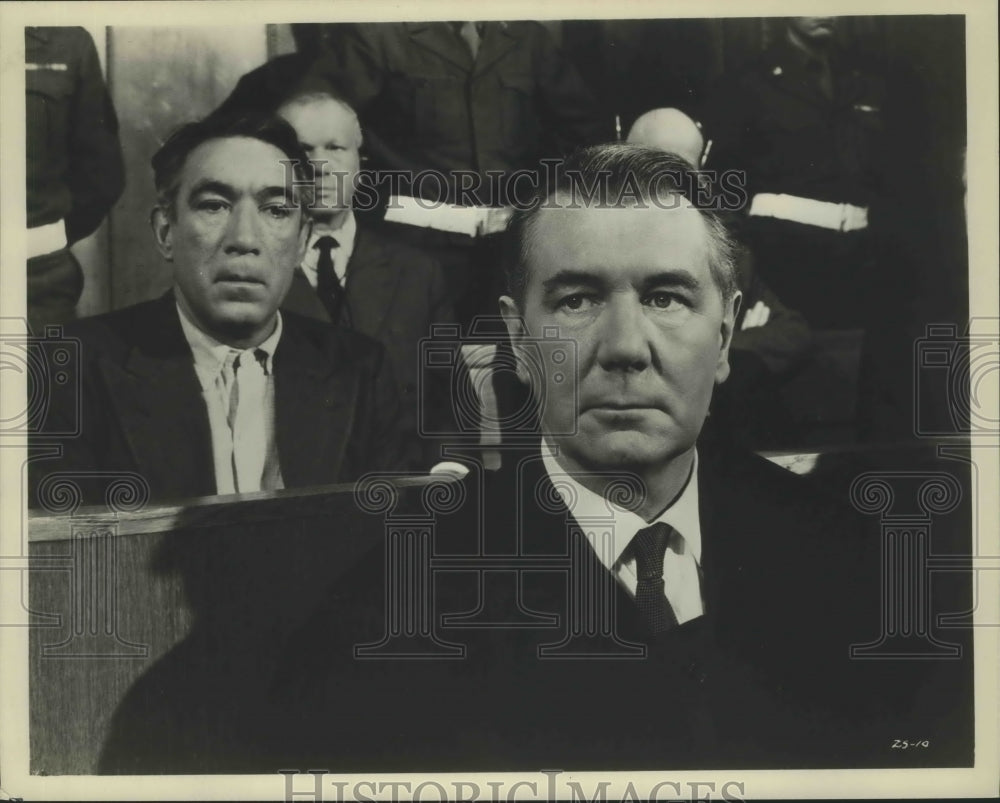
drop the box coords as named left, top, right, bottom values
left=300, top=211, right=357, bottom=288
left=541, top=444, right=704, bottom=624
left=177, top=304, right=284, bottom=495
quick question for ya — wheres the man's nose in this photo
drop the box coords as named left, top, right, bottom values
left=223, top=202, right=260, bottom=255
left=595, top=294, right=652, bottom=372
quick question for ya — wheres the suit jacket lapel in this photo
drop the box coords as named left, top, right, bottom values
left=273, top=319, right=358, bottom=487
left=406, top=22, right=474, bottom=73
left=345, top=227, right=402, bottom=338
left=695, top=445, right=778, bottom=632
left=516, top=447, right=729, bottom=645
left=98, top=296, right=215, bottom=499
left=473, top=23, right=520, bottom=77
left=512, top=452, right=649, bottom=642
left=282, top=269, right=331, bottom=324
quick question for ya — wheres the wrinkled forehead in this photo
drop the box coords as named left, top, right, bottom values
left=180, top=136, right=296, bottom=193
left=525, top=199, right=712, bottom=282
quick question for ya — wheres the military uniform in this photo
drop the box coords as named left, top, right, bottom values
left=26, top=27, right=124, bottom=332
left=315, top=22, right=606, bottom=326
left=700, top=35, right=885, bottom=328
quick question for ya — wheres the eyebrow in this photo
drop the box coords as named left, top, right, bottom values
left=640, top=270, right=703, bottom=293
left=187, top=179, right=236, bottom=203
left=541, top=270, right=604, bottom=294
left=541, top=269, right=703, bottom=294
left=187, top=180, right=293, bottom=204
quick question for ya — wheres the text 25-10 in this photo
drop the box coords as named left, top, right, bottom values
left=891, top=740, right=930, bottom=749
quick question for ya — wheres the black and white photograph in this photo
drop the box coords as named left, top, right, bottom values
left=0, top=0, right=997, bottom=799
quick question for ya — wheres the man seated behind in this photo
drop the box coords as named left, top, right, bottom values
left=274, top=89, right=464, bottom=472
left=628, top=108, right=812, bottom=445
left=29, top=112, right=412, bottom=509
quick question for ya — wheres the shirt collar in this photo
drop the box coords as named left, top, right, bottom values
left=540, top=442, right=702, bottom=568
left=176, top=301, right=283, bottom=389
left=304, top=211, right=357, bottom=266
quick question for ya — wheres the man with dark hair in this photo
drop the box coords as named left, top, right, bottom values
left=29, top=112, right=412, bottom=507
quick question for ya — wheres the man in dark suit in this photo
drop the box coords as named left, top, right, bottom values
left=274, top=89, right=464, bottom=472
left=258, top=144, right=952, bottom=773
left=97, top=145, right=959, bottom=775
left=28, top=112, right=411, bottom=508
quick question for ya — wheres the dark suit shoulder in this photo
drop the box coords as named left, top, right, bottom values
left=701, top=442, right=853, bottom=517
left=60, top=296, right=182, bottom=364
left=280, top=308, right=387, bottom=364
left=357, top=223, right=445, bottom=278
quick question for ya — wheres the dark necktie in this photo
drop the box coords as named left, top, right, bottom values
left=315, top=235, right=345, bottom=324
left=632, top=522, right=679, bottom=634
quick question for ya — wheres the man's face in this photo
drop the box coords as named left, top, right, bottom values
left=501, top=202, right=738, bottom=476
left=152, top=136, right=309, bottom=347
left=788, top=16, right=837, bottom=43
left=278, top=98, right=361, bottom=216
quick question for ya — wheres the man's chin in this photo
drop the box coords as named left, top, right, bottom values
left=206, top=308, right=274, bottom=345
left=564, top=430, right=680, bottom=471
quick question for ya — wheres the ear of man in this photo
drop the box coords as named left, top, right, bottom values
left=150, top=207, right=174, bottom=261
left=715, top=289, right=742, bottom=385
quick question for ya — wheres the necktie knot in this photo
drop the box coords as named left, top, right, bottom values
left=314, top=235, right=346, bottom=323
left=315, top=235, right=339, bottom=256
left=632, top=522, right=672, bottom=582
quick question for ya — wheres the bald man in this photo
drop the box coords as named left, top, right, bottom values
left=627, top=107, right=706, bottom=167
left=628, top=108, right=812, bottom=446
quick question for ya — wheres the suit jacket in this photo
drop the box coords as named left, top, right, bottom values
left=97, top=439, right=971, bottom=773
left=282, top=224, right=462, bottom=467
left=260, top=444, right=884, bottom=771
left=28, top=293, right=411, bottom=508
left=316, top=21, right=607, bottom=205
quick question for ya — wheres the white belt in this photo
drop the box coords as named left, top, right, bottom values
left=749, top=193, right=868, bottom=232
left=27, top=220, right=68, bottom=259
left=384, top=196, right=489, bottom=238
